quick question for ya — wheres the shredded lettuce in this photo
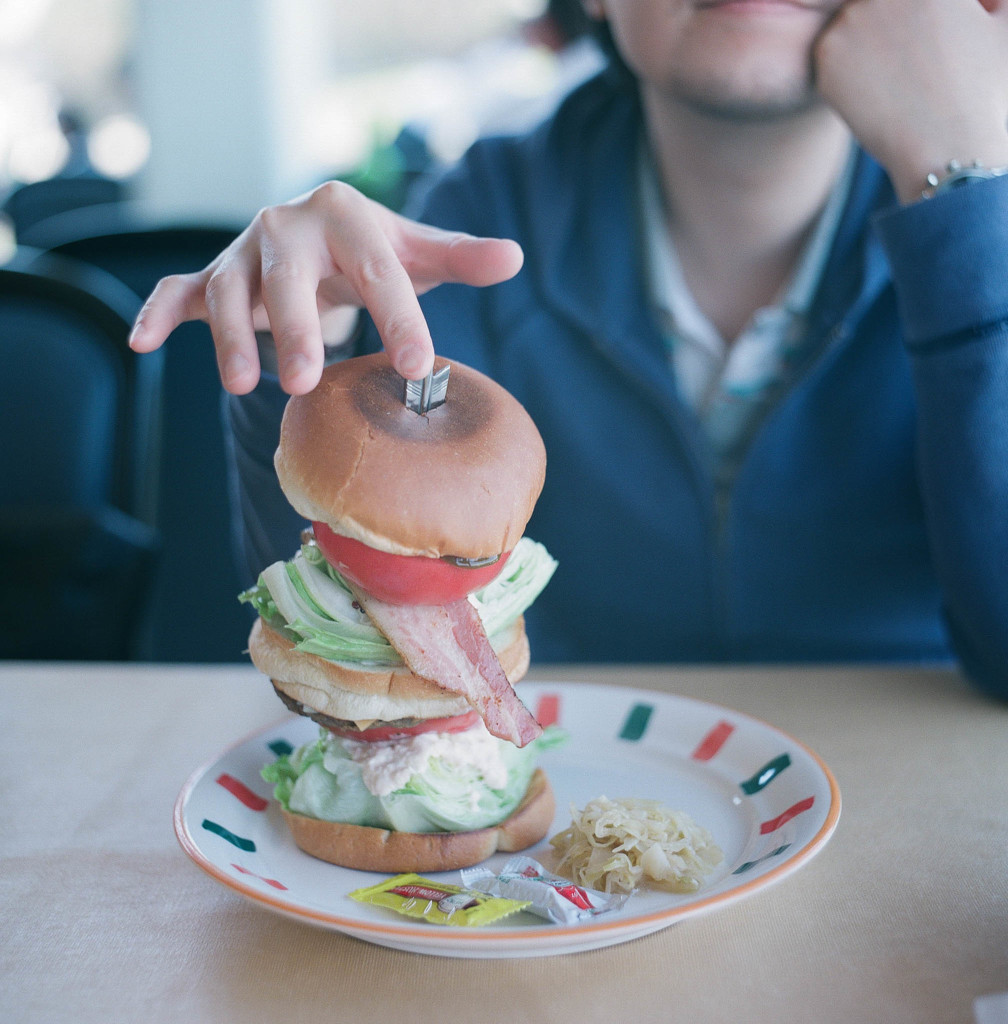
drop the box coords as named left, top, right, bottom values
left=240, top=536, right=557, bottom=667
left=262, top=725, right=566, bottom=833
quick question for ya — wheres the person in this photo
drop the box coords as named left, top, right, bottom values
left=128, top=0, right=1008, bottom=697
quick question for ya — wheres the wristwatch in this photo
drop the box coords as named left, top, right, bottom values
left=922, top=159, right=1008, bottom=199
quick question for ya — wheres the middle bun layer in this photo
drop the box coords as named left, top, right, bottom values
left=248, top=616, right=530, bottom=723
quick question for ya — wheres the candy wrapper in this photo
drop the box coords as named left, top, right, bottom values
left=461, top=856, right=630, bottom=925
left=348, top=873, right=530, bottom=927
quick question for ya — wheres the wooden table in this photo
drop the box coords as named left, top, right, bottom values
left=3, top=660, right=1006, bottom=1023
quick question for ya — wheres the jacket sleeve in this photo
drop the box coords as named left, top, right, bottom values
left=224, top=381, right=305, bottom=584
left=874, top=174, right=1008, bottom=698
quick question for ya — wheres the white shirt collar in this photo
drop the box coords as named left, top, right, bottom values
left=639, top=142, right=856, bottom=408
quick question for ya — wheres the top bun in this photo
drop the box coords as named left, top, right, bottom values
left=275, top=353, right=546, bottom=559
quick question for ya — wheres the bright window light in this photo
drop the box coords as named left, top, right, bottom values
left=7, top=125, right=67, bottom=182
left=0, top=0, right=53, bottom=49
left=88, top=113, right=150, bottom=179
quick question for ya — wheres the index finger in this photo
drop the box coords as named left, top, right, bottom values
left=320, top=187, right=436, bottom=381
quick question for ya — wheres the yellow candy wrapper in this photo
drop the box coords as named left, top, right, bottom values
left=349, top=873, right=530, bottom=927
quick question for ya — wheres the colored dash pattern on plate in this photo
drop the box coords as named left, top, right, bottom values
left=617, top=703, right=815, bottom=876
left=199, top=759, right=287, bottom=891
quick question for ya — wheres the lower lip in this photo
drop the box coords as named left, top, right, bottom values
left=698, top=0, right=817, bottom=13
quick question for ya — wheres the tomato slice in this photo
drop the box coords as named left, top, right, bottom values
left=312, top=521, right=509, bottom=605
left=327, top=709, right=481, bottom=742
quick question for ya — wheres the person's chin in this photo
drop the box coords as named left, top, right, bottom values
left=658, top=59, right=820, bottom=123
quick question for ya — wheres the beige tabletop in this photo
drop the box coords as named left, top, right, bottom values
left=2, top=659, right=1006, bottom=1024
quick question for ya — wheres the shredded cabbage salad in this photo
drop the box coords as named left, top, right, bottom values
left=262, top=724, right=566, bottom=833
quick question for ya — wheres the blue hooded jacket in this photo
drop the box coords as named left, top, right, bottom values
left=228, top=70, right=1008, bottom=697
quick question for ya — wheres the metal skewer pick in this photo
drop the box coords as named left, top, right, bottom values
left=403, top=363, right=450, bottom=415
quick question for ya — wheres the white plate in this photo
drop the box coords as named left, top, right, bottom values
left=175, top=682, right=840, bottom=957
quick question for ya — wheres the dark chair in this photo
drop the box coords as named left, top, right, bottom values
left=2, top=175, right=126, bottom=240
left=16, top=200, right=136, bottom=250
left=24, top=216, right=253, bottom=662
left=0, top=250, right=163, bottom=660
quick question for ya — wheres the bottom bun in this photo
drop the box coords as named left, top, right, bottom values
left=279, top=768, right=555, bottom=873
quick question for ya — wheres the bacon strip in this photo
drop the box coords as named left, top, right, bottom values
left=346, top=583, right=542, bottom=747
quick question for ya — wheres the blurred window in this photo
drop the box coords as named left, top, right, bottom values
left=0, top=0, right=598, bottom=208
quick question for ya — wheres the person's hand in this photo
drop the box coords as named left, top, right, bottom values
left=128, top=181, right=524, bottom=394
left=814, top=0, right=1008, bottom=203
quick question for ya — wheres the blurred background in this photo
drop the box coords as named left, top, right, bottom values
left=0, top=0, right=601, bottom=664
left=0, top=0, right=602, bottom=231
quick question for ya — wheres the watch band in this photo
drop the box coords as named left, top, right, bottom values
left=922, top=159, right=1008, bottom=199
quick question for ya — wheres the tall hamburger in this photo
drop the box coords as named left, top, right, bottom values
left=241, top=353, right=560, bottom=873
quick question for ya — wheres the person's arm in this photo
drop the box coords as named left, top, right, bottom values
left=127, top=182, right=523, bottom=393
left=816, top=0, right=1008, bottom=696
left=872, top=176, right=1008, bottom=697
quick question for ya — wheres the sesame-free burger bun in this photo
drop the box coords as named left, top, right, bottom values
left=273, top=353, right=547, bottom=560
left=247, top=615, right=531, bottom=724
left=280, top=767, right=555, bottom=873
